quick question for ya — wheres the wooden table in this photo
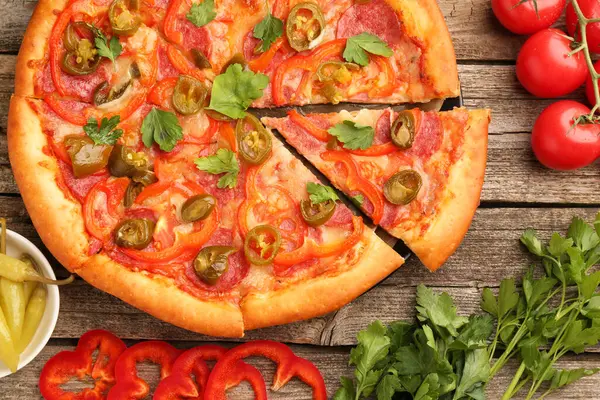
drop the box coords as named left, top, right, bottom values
left=1, top=0, right=599, bottom=398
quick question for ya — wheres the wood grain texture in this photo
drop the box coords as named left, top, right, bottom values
left=0, top=343, right=599, bottom=399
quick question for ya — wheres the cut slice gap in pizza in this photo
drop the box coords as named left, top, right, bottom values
left=262, top=107, right=491, bottom=272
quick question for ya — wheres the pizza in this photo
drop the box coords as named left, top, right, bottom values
left=7, top=0, right=484, bottom=337
left=262, top=107, right=491, bottom=271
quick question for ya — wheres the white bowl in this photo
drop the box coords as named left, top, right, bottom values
left=0, top=230, right=60, bottom=378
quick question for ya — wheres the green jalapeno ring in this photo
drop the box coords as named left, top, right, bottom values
left=114, top=218, right=155, bottom=249
left=191, top=49, right=212, bottom=69
left=109, top=0, right=142, bottom=36
left=236, top=114, right=272, bottom=165
left=383, top=170, right=422, bottom=205
left=93, top=80, right=132, bottom=106
left=180, top=194, right=217, bottom=222
left=285, top=2, right=326, bottom=52
left=391, top=111, right=416, bottom=149
left=194, top=246, right=237, bottom=285
left=64, top=135, right=113, bottom=178
left=172, top=75, right=208, bottom=116
left=61, top=47, right=101, bottom=76
left=63, top=22, right=98, bottom=52
left=124, top=182, right=144, bottom=208
left=243, top=225, right=281, bottom=266
left=300, top=199, right=336, bottom=227
left=108, top=144, right=149, bottom=177
left=316, top=61, right=359, bottom=83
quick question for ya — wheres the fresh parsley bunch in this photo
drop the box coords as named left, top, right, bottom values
left=335, top=214, right=600, bottom=400
left=334, top=285, right=493, bottom=400
left=484, top=214, right=600, bottom=399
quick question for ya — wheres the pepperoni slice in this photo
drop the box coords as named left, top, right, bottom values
left=374, top=109, right=393, bottom=144
left=336, top=0, right=403, bottom=46
left=407, top=111, right=443, bottom=159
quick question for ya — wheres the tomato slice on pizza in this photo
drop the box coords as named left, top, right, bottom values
left=262, top=107, right=491, bottom=271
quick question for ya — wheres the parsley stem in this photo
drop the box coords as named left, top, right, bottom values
left=501, top=361, right=527, bottom=400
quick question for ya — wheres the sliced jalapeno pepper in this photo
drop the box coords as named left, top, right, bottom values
left=286, top=2, right=326, bottom=52
left=244, top=225, right=281, bottom=266
left=180, top=194, right=216, bottom=222
left=61, top=39, right=101, bottom=76
left=191, top=49, right=212, bottom=69
left=132, top=169, right=157, bottom=186
left=194, top=246, right=236, bottom=285
left=317, top=61, right=359, bottom=83
left=109, top=0, right=141, bottom=36
left=124, top=182, right=144, bottom=208
left=63, top=22, right=98, bottom=52
left=221, top=54, right=247, bottom=73
left=383, top=170, right=422, bottom=205
left=93, top=80, right=132, bottom=106
left=172, top=75, right=208, bottom=115
left=108, top=144, right=149, bottom=177
left=236, top=114, right=272, bottom=165
left=114, top=218, right=155, bottom=249
left=391, top=111, right=416, bottom=149
left=300, top=199, right=336, bottom=227
left=64, top=135, right=113, bottom=178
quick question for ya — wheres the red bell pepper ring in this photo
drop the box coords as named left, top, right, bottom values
left=204, top=340, right=327, bottom=400
left=153, top=345, right=268, bottom=399
left=107, top=341, right=180, bottom=400
left=39, top=329, right=127, bottom=400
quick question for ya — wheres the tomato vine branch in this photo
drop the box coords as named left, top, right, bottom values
left=570, top=0, right=600, bottom=118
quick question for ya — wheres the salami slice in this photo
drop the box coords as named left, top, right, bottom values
left=336, top=0, right=403, bottom=46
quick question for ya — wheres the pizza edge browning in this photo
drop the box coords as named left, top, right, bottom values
left=242, top=238, right=404, bottom=330
left=13, top=0, right=67, bottom=97
left=390, top=0, right=460, bottom=100
left=393, top=108, right=490, bottom=271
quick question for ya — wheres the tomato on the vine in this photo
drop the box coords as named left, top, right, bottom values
left=516, top=29, right=588, bottom=98
left=492, top=0, right=566, bottom=35
left=585, top=60, right=600, bottom=107
left=531, top=100, right=600, bottom=170
left=566, top=0, right=600, bottom=54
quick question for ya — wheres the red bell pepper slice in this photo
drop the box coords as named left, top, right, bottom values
left=107, top=341, right=180, bottom=400
left=287, top=109, right=330, bottom=142
left=153, top=345, right=268, bottom=399
left=204, top=340, right=327, bottom=400
left=39, top=330, right=127, bottom=400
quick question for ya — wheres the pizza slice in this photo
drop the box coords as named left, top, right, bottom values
left=15, top=0, right=459, bottom=108
left=9, top=93, right=404, bottom=336
left=262, top=107, right=491, bottom=271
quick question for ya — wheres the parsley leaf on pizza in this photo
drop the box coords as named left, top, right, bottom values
left=343, top=33, right=393, bottom=67
left=195, top=148, right=240, bottom=189
left=83, top=116, right=123, bottom=145
left=141, top=108, right=183, bottom=152
left=307, top=182, right=339, bottom=204
left=208, top=64, right=269, bottom=119
left=186, top=0, right=217, bottom=27
left=351, top=194, right=365, bottom=207
left=328, top=120, right=374, bottom=150
left=95, top=32, right=122, bottom=64
left=253, top=12, right=283, bottom=53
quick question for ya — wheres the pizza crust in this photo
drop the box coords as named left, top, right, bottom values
left=390, top=0, right=460, bottom=99
left=392, top=109, right=491, bottom=271
left=14, top=0, right=68, bottom=97
left=242, top=233, right=404, bottom=330
left=8, top=95, right=90, bottom=269
left=78, top=255, right=245, bottom=337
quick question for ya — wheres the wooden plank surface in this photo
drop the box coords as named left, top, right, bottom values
left=0, top=343, right=599, bottom=399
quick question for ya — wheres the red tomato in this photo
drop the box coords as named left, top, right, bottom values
left=516, top=29, right=588, bottom=98
left=567, top=0, right=600, bottom=54
left=531, top=100, right=600, bottom=170
left=492, top=0, right=565, bottom=35
left=585, top=60, right=600, bottom=107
